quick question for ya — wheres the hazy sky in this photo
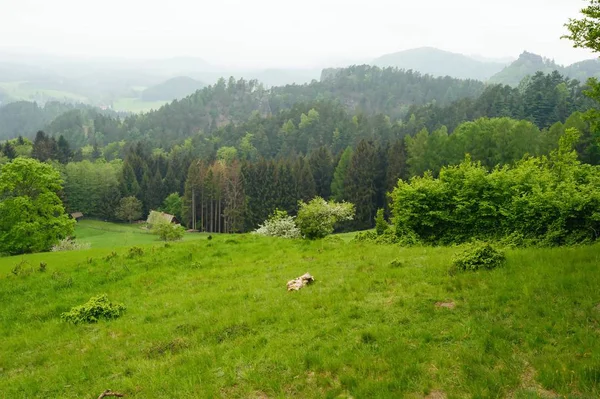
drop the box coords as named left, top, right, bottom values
left=0, top=0, right=596, bottom=68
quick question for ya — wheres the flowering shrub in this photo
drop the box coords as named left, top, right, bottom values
left=51, top=238, right=91, bottom=252
left=296, top=197, right=355, bottom=239
left=253, top=210, right=301, bottom=239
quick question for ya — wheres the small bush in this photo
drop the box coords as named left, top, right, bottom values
left=152, top=221, right=185, bottom=241
left=127, top=246, right=144, bottom=258
left=354, top=231, right=378, bottom=242
left=353, top=230, right=408, bottom=245
left=51, top=238, right=91, bottom=252
left=375, top=209, right=388, bottom=236
left=451, top=242, right=506, bottom=273
left=61, top=294, right=126, bottom=324
left=11, top=260, right=33, bottom=276
left=253, top=210, right=301, bottom=239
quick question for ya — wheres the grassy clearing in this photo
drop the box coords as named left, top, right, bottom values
left=73, top=219, right=207, bottom=249
left=0, top=229, right=599, bottom=398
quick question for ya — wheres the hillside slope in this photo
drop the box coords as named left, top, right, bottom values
left=490, top=51, right=600, bottom=86
left=1, top=233, right=599, bottom=398
left=141, top=76, right=205, bottom=101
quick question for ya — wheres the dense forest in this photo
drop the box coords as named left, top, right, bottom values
left=1, top=61, right=599, bottom=235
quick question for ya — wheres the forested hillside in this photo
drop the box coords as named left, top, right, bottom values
left=0, top=65, right=486, bottom=147
left=0, top=101, right=122, bottom=141
left=141, top=76, right=205, bottom=101
left=490, top=51, right=600, bottom=86
left=1, top=61, right=599, bottom=235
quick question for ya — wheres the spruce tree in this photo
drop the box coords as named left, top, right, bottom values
left=275, top=160, right=298, bottom=215
left=330, top=147, right=353, bottom=201
left=119, top=162, right=141, bottom=198
left=56, top=135, right=72, bottom=164
left=309, top=146, right=333, bottom=199
left=2, top=142, right=17, bottom=160
left=344, top=140, right=378, bottom=230
left=295, top=157, right=316, bottom=202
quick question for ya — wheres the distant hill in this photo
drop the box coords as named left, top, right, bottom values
left=372, top=47, right=507, bottom=80
left=489, top=51, right=600, bottom=86
left=141, top=76, right=205, bottom=101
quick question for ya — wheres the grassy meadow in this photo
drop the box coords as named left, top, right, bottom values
left=0, top=221, right=599, bottom=398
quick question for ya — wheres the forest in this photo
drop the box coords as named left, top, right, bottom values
left=1, top=64, right=599, bottom=239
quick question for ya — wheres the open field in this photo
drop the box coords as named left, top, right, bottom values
left=74, top=219, right=209, bottom=249
left=1, top=223, right=599, bottom=398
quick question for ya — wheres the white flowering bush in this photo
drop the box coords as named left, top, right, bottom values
left=296, top=197, right=355, bottom=239
left=51, top=238, right=91, bottom=252
left=253, top=210, right=301, bottom=239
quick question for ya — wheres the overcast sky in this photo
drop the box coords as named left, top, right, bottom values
left=0, top=0, right=596, bottom=68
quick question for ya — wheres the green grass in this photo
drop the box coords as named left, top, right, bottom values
left=74, top=219, right=207, bottom=249
left=112, top=97, right=168, bottom=113
left=0, top=227, right=599, bottom=398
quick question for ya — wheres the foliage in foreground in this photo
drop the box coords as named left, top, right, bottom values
left=391, top=128, right=600, bottom=246
left=296, top=197, right=355, bottom=239
left=1, top=235, right=599, bottom=397
left=450, top=241, right=506, bottom=273
left=61, top=294, right=126, bottom=324
left=0, top=158, right=75, bottom=255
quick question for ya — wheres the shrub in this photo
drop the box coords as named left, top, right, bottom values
left=152, top=221, right=185, bottom=241
left=127, top=246, right=144, bottom=258
left=51, top=238, right=91, bottom=252
left=61, top=294, right=126, bottom=324
left=390, top=129, right=600, bottom=246
left=451, top=242, right=506, bottom=273
left=296, top=197, right=355, bottom=239
left=353, top=231, right=378, bottom=242
left=375, top=208, right=388, bottom=236
left=253, top=210, right=301, bottom=239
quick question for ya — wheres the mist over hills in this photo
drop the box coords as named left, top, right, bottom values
left=372, top=47, right=509, bottom=80
left=489, top=51, right=600, bottom=86
left=0, top=47, right=599, bottom=116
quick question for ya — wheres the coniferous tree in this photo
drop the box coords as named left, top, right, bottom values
left=56, top=135, right=72, bottom=164
left=32, top=131, right=58, bottom=161
left=119, top=162, right=141, bottom=198
left=330, top=147, right=353, bottom=202
left=386, top=139, right=408, bottom=193
left=295, top=157, right=316, bottom=202
left=309, top=146, right=334, bottom=199
left=275, top=160, right=298, bottom=215
left=344, top=140, right=378, bottom=230
left=98, top=184, right=122, bottom=221
left=2, top=141, right=17, bottom=160
left=164, top=161, right=180, bottom=196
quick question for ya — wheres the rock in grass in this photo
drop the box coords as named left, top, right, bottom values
left=287, top=273, right=315, bottom=291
